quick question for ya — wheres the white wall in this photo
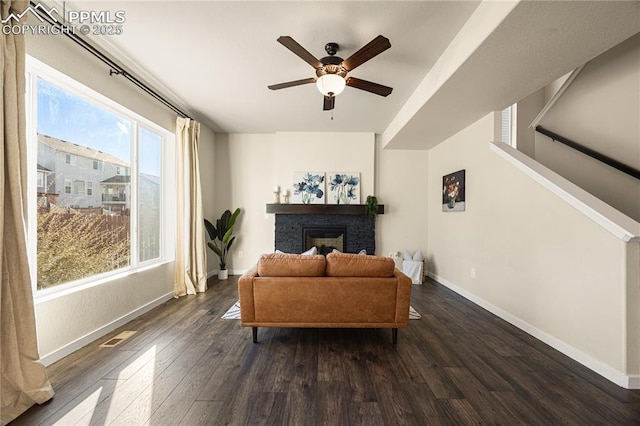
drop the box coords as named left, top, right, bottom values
left=515, top=89, right=545, bottom=158
left=535, top=33, right=640, bottom=222
left=215, top=131, right=431, bottom=272
left=275, top=132, right=375, bottom=200
left=26, top=32, right=215, bottom=363
left=215, top=132, right=375, bottom=272
left=213, top=133, right=277, bottom=273
left=427, top=112, right=640, bottom=385
left=198, top=125, right=217, bottom=274
left=213, top=131, right=430, bottom=275
left=375, top=135, right=429, bottom=262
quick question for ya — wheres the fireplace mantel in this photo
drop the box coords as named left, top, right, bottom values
left=266, top=203, right=385, bottom=215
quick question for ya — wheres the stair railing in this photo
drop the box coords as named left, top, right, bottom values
left=535, top=125, right=640, bottom=181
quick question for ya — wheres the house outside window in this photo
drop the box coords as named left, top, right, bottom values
left=27, top=56, right=173, bottom=293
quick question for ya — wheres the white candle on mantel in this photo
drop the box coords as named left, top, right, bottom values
left=274, top=185, right=280, bottom=193
left=284, top=189, right=289, bottom=196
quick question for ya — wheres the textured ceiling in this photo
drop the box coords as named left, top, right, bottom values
left=67, top=0, right=480, bottom=134
left=65, top=1, right=639, bottom=150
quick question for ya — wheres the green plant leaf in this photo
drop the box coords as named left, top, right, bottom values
left=227, top=208, right=241, bottom=229
left=221, top=228, right=234, bottom=244
left=208, top=242, right=223, bottom=258
left=215, top=218, right=224, bottom=240
left=226, top=236, right=236, bottom=252
left=204, top=219, right=217, bottom=240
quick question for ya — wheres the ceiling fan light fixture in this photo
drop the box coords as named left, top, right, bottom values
left=316, top=74, right=346, bottom=97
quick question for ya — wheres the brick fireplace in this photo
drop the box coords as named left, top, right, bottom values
left=268, top=204, right=384, bottom=255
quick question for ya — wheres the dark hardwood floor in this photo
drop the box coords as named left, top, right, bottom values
left=14, top=276, right=640, bottom=425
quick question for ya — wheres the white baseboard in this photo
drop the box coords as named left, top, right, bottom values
left=627, top=376, right=640, bottom=389
left=40, top=291, right=174, bottom=366
left=208, top=269, right=248, bottom=278
left=426, top=271, right=639, bottom=389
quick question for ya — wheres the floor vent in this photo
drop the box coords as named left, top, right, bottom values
left=99, top=330, right=137, bottom=348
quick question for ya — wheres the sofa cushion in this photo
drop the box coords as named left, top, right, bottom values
left=325, top=252, right=395, bottom=277
left=257, top=253, right=326, bottom=277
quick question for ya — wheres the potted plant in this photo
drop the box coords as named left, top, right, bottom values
left=365, top=195, right=379, bottom=222
left=204, top=208, right=241, bottom=280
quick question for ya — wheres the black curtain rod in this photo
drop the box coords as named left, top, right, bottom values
left=28, top=1, right=191, bottom=119
left=535, top=125, right=640, bottom=181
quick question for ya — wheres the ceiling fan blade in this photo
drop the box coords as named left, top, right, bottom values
left=346, top=77, right=393, bottom=97
left=268, top=77, right=317, bottom=90
left=277, top=36, right=323, bottom=69
left=341, top=35, right=391, bottom=72
left=323, top=96, right=335, bottom=111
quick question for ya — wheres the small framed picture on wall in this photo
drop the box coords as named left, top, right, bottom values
left=442, top=169, right=466, bottom=212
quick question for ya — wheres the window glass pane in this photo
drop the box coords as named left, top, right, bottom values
left=36, top=78, right=132, bottom=289
left=73, top=180, right=85, bottom=195
left=138, top=127, right=162, bottom=262
left=501, top=107, right=511, bottom=144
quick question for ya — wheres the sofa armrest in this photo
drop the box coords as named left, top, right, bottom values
left=238, top=265, right=258, bottom=322
left=393, top=268, right=413, bottom=323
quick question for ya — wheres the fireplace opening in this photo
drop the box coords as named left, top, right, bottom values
left=303, top=227, right=346, bottom=256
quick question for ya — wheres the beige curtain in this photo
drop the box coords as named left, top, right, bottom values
left=1, top=1, right=55, bottom=424
left=174, top=117, right=207, bottom=297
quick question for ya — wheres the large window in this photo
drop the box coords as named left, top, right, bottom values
left=27, top=57, right=173, bottom=293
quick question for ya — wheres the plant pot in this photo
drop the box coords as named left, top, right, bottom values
left=218, top=269, right=229, bottom=280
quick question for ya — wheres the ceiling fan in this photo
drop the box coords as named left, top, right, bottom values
left=268, top=35, right=393, bottom=111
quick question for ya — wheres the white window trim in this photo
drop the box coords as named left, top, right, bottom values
left=26, top=56, right=175, bottom=300
left=73, top=180, right=85, bottom=195
left=64, top=178, right=72, bottom=194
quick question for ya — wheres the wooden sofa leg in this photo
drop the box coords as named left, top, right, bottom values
left=252, top=327, right=258, bottom=343
left=392, top=328, right=398, bottom=345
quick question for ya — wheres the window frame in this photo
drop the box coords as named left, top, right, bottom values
left=501, top=103, right=518, bottom=148
left=37, top=171, right=44, bottom=188
left=65, top=153, right=76, bottom=165
left=26, top=56, right=175, bottom=299
left=64, top=178, right=72, bottom=194
left=73, top=179, right=85, bottom=195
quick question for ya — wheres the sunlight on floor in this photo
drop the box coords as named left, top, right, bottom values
left=54, top=345, right=158, bottom=425
left=52, top=387, right=102, bottom=426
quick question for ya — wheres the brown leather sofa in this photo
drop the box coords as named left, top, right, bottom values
left=238, top=251, right=413, bottom=343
